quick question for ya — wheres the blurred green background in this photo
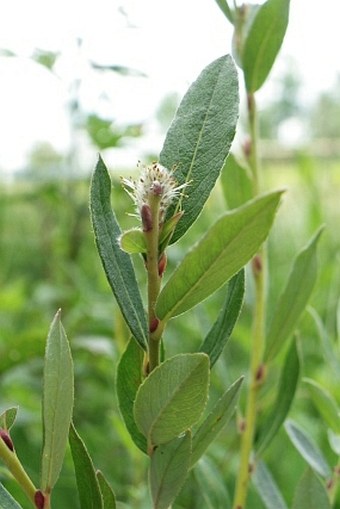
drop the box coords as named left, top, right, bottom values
left=1, top=36, right=340, bottom=509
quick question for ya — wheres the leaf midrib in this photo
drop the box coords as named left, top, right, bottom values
left=160, top=197, right=275, bottom=321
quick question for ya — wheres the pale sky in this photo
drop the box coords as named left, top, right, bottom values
left=0, top=0, right=339, bottom=174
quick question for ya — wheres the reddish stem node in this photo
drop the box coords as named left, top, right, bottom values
left=34, top=490, right=45, bottom=509
left=0, top=429, right=14, bottom=451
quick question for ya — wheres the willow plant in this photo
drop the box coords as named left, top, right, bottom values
left=0, top=0, right=336, bottom=508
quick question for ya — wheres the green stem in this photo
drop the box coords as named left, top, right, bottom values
left=144, top=194, right=162, bottom=373
left=328, top=459, right=340, bottom=506
left=0, top=437, right=37, bottom=507
left=233, top=91, right=266, bottom=509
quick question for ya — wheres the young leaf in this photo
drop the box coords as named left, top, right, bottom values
left=256, top=339, right=300, bottom=455
left=303, top=379, right=340, bottom=434
left=69, top=423, right=103, bottom=509
left=252, top=461, right=288, bottom=509
left=156, top=190, right=283, bottom=322
left=150, top=431, right=191, bottom=509
left=118, top=228, right=146, bottom=254
left=159, top=55, right=239, bottom=244
left=291, top=468, right=331, bottom=509
left=97, top=471, right=116, bottom=509
left=0, top=482, right=23, bottom=509
left=116, top=339, right=147, bottom=453
left=190, top=376, right=243, bottom=467
left=285, top=420, right=331, bottom=478
left=243, top=0, right=291, bottom=92
left=41, top=310, right=74, bottom=493
left=199, top=270, right=245, bottom=367
left=220, top=154, right=253, bottom=209
left=134, top=353, right=210, bottom=447
left=214, top=0, right=234, bottom=23
left=90, top=156, right=148, bottom=350
left=265, top=227, right=323, bottom=362
left=0, top=407, right=18, bottom=431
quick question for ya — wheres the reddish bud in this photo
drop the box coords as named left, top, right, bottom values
left=252, top=254, right=262, bottom=276
left=158, top=253, right=167, bottom=277
left=149, top=317, right=159, bottom=333
left=242, top=137, right=252, bottom=159
left=255, top=363, right=265, bottom=383
left=238, top=418, right=246, bottom=433
left=0, top=429, right=14, bottom=451
left=326, top=479, right=334, bottom=491
left=34, top=490, right=45, bottom=509
left=141, top=204, right=153, bottom=232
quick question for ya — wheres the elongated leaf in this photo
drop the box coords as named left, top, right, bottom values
left=97, top=471, right=116, bottom=509
left=243, top=0, right=290, bottom=92
left=41, top=310, right=74, bottom=492
left=285, top=420, right=331, bottom=478
left=328, top=429, right=340, bottom=455
left=252, top=461, right=288, bottom=509
left=304, top=378, right=340, bottom=434
left=156, top=191, right=282, bottom=321
left=0, top=408, right=18, bottom=431
left=0, top=482, right=23, bottom=509
left=150, top=432, right=191, bottom=509
left=220, top=154, right=253, bottom=209
left=134, top=354, right=209, bottom=447
left=291, top=468, right=331, bottom=509
left=190, top=376, right=243, bottom=467
left=116, top=339, right=147, bottom=453
left=90, top=156, right=148, bottom=350
left=194, top=458, right=231, bottom=509
left=159, top=55, right=239, bottom=244
left=214, top=0, right=234, bottom=22
left=265, top=228, right=323, bottom=361
left=199, top=270, right=245, bottom=367
left=256, top=339, right=300, bottom=455
left=119, top=228, right=146, bottom=254
left=69, top=423, right=103, bottom=509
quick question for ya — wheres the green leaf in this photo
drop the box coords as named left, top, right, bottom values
left=214, top=0, right=234, bottom=23
left=134, top=353, right=210, bottom=447
left=156, top=191, right=283, bottom=321
left=291, top=468, right=331, bottom=509
left=328, top=429, right=340, bottom=455
left=265, top=228, right=323, bottom=361
left=252, top=460, right=288, bottom=509
left=285, top=420, right=331, bottom=478
left=150, top=431, right=191, bottom=509
left=303, top=379, right=340, bottom=434
left=220, top=154, right=253, bottom=209
left=193, top=458, right=231, bottom=508
left=243, top=0, right=291, bottom=92
left=69, top=423, right=103, bottom=509
left=118, top=228, right=146, bottom=254
left=116, top=339, right=147, bottom=453
left=190, top=376, right=243, bottom=467
left=159, top=55, right=239, bottom=244
left=97, top=471, right=116, bottom=509
left=159, top=212, right=183, bottom=253
left=0, top=407, right=18, bottom=431
left=199, top=270, right=245, bottom=367
left=0, top=482, right=23, bottom=509
left=256, top=339, right=300, bottom=455
left=90, top=156, right=148, bottom=350
left=41, top=310, right=74, bottom=492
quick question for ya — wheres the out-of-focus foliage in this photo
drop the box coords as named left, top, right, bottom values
left=1, top=149, right=339, bottom=507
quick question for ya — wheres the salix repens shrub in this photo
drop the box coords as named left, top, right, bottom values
left=1, top=1, right=338, bottom=508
